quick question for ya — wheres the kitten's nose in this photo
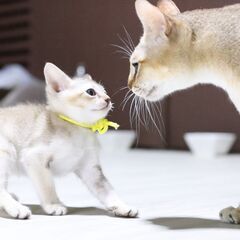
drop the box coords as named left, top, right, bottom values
left=105, top=98, right=111, bottom=105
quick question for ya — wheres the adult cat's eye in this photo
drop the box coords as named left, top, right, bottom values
left=86, top=88, right=96, bottom=96
left=132, top=62, right=139, bottom=76
left=132, top=62, right=139, bottom=69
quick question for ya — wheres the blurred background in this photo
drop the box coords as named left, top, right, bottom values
left=0, top=0, right=240, bottom=151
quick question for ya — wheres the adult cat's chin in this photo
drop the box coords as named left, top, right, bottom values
left=133, top=88, right=163, bottom=102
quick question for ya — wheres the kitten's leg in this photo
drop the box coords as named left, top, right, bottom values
left=0, top=153, right=31, bottom=219
left=23, top=157, right=67, bottom=216
left=220, top=206, right=240, bottom=224
left=75, top=157, right=138, bottom=218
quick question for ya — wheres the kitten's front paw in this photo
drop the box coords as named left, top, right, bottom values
left=220, top=206, right=240, bottom=224
left=43, top=203, right=67, bottom=216
left=5, top=203, right=31, bottom=219
left=108, top=205, right=138, bottom=218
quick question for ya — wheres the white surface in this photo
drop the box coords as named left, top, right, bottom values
left=184, top=132, right=236, bottom=157
left=1, top=150, right=240, bottom=240
left=98, top=130, right=135, bottom=153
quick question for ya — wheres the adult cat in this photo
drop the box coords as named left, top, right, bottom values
left=128, top=0, right=240, bottom=224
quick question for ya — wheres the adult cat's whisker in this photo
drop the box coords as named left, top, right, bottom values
left=117, top=34, right=134, bottom=55
left=145, top=101, right=164, bottom=140
left=121, top=93, right=130, bottom=110
left=133, top=97, right=141, bottom=144
left=153, top=102, right=165, bottom=131
left=122, top=25, right=135, bottom=51
left=114, top=51, right=130, bottom=57
left=134, top=97, right=145, bottom=127
left=144, top=100, right=151, bottom=126
left=129, top=95, right=137, bottom=129
left=114, top=39, right=132, bottom=55
left=121, top=56, right=130, bottom=60
left=114, top=49, right=131, bottom=57
left=140, top=98, right=149, bottom=128
left=138, top=98, right=147, bottom=128
left=111, top=44, right=132, bottom=56
left=111, top=86, right=129, bottom=98
left=149, top=102, right=162, bottom=128
left=121, top=89, right=131, bottom=105
left=122, top=92, right=134, bottom=110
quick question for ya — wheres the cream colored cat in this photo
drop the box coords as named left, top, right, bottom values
left=128, top=0, right=240, bottom=224
left=0, top=63, right=138, bottom=219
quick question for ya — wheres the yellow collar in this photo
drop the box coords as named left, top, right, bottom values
left=58, top=114, right=119, bottom=135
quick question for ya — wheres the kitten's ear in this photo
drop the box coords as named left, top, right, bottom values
left=84, top=74, right=92, bottom=80
left=44, top=63, right=71, bottom=92
left=157, top=0, right=180, bottom=16
left=135, top=0, right=167, bottom=35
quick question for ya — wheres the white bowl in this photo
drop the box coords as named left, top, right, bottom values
left=184, top=132, right=237, bottom=157
left=98, top=130, right=136, bottom=153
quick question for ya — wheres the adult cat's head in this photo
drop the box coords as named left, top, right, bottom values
left=128, top=0, right=193, bottom=101
left=44, top=63, right=112, bottom=124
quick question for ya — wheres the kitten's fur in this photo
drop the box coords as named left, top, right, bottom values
left=0, top=63, right=138, bottom=219
left=128, top=0, right=240, bottom=224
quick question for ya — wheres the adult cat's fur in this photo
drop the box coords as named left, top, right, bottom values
left=128, top=0, right=240, bottom=224
left=0, top=63, right=138, bottom=219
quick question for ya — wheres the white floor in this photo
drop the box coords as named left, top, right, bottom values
left=1, top=150, right=240, bottom=240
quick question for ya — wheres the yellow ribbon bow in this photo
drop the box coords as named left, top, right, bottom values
left=58, top=114, right=120, bottom=135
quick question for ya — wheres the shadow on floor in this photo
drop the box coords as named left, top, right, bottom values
left=29, top=204, right=111, bottom=216
left=0, top=204, right=110, bottom=219
left=149, top=217, right=240, bottom=230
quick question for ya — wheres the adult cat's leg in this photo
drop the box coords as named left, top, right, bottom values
left=23, top=155, right=67, bottom=216
left=219, top=89, right=240, bottom=224
left=0, top=151, right=31, bottom=219
left=75, top=155, right=138, bottom=217
left=220, top=206, right=240, bottom=224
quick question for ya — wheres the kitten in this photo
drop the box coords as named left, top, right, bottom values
left=128, top=0, right=240, bottom=224
left=0, top=63, right=138, bottom=219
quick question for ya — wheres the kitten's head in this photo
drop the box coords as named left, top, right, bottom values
left=44, top=63, right=112, bottom=124
left=128, top=0, right=193, bottom=101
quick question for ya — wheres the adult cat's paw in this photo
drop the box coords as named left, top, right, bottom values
left=220, top=206, right=240, bottom=224
left=4, top=203, right=31, bottom=219
left=108, top=205, right=138, bottom=218
left=43, top=203, right=67, bottom=216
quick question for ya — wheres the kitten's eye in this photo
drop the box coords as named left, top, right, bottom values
left=86, top=88, right=96, bottom=96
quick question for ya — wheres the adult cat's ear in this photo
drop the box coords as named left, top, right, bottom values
left=135, top=0, right=167, bottom=35
left=44, top=63, right=72, bottom=92
left=157, top=0, right=180, bottom=16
